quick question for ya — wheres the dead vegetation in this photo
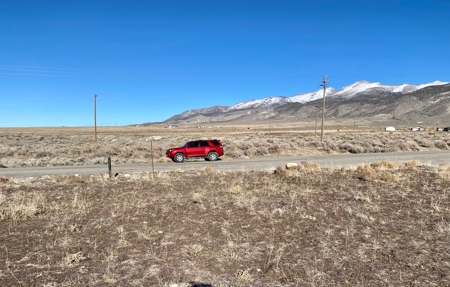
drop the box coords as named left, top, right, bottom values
left=1, top=162, right=450, bottom=286
left=0, top=126, right=449, bottom=168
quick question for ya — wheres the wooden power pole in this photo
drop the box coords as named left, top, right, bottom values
left=319, top=76, right=329, bottom=142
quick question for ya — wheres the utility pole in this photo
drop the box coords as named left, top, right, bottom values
left=315, top=105, right=319, bottom=137
left=319, top=76, right=329, bottom=142
left=94, top=94, right=97, bottom=143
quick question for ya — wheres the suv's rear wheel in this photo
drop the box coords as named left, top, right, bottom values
left=207, top=152, right=218, bottom=161
left=174, top=153, right=185, bottom=163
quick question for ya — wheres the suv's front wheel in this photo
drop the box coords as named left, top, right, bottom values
left=207, top=151, right=218, bottom=161
left=173, top=153, right=185, bottom=163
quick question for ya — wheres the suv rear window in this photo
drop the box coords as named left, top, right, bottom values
left=210, top=140, right=221, bottom=146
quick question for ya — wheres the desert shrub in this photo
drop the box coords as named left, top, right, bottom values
left=35, top=151, right=49, bottom=158
left=369, top=137, right=383, bottom=147
left=120, top=148, right=134, bottom=158
left=91, top=157, right=108, bottom=165
left=340, top=143, right=365, bottom=154
left=93, top=149, right=108, bottom=158
left=438, top=165, right=450, bottom=181
left=0, top=147, right=14, bottom=157
left=370, top=162, right=381, bottom=169
left=381, top=160, right=395, bottom=169
left=434, top=140, right=448, bottom=149
left=357, top=165, right=377, bottom=181
left=225, top=149, right=244, bottom=158
left=371, top=160, right=395, bottom=169
left=82, top=146, right=94, bottom=153
left=136, top=144, right=149, bottom=151
left=415, top=138, right=433, bottom=147
left=274, top=166, right=291, bottom=176
left=204, top=166, right=213, bottom=173
left=249, top=146, right=267, bottom=156
left=325, top=141, right=339, bottom=151
left=294, top=139, right=307, bottom=147
left=309, top=140, right=323, bottom=148
left=405, top=140, right=420, bottom=151
left=366, top=146, right=385, bottom=153
left=403, top=160, right=421, bottom=168
left=67, top=148, right=82, bottom=156
left=268, top=145, right=281, bottom=154
left=392, top=142, right=408, bottom=152
left=64, top=175, right=85, bottom=184
left=17, top=144, right=31, bottom=156
left=378, top=170, right=397, bottom=181
left=301, top=161, right=320, bottom=173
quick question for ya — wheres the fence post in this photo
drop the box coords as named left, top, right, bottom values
left=108, top=157, right=112, bottom=178
left=151, top=140, right=155, bottom=177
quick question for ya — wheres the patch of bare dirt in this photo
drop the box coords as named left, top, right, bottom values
left=1, top=163, right=450, bottom=286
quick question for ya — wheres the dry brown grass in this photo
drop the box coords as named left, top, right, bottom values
left=403, top=160, right=421, bottom=168
left=300, top=161, right=321, bottom=173
left=357, top=162, right=401, bottom=182
left=0, top=126, right=449, bottom=168
left=357, top=164, right=377, bottom=181
left=204, top=166, right=214, bottom=174
left=1, top=163, right=449, bottom=286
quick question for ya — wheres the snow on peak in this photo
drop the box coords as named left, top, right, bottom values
left=229, top=96, right=289, bottom=110
left=289, top=88, right=336, bottom=103
left=334, top=81, right=386, bottom=96
left=416, top=80, right=449, bottom=90
left=227, top=80, right=449, bottom=111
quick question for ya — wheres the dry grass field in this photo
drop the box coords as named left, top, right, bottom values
left=0, top=124, right=449, bottom=168
left=1, top=124, right=450, bottom=286
left=1, top=161, right=450, bottom=286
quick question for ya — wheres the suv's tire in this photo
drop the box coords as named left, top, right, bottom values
left=207, top=151, right=218, bottom=161
left=174, top=153, right=185, bottom=163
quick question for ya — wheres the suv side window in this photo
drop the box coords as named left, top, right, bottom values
left=211, top=140, right=220, bottom=146
left=198, top=141, right=209, bottom=147
left=187, top=142, right=198, bottom=148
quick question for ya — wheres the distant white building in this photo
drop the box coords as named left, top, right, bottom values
left=385, top=126, right=396, bottom=132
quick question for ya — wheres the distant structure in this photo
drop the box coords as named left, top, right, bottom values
left=385, top=126, right=396, bottom=132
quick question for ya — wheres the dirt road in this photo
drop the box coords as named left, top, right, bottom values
left=1, top=151, right=449, bottom=179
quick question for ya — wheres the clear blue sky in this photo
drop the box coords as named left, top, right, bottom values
left=1, top=0, right=449, bottom=127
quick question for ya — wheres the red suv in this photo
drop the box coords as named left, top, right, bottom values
left=166, top=139, right=224, bottom=163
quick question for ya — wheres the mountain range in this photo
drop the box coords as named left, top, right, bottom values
left=162, top=80, right=450, bottom=126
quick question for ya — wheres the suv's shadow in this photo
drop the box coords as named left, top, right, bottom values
left=183, top=158, right=222, bottom=162
left=189, top=283, right=212, bottom=287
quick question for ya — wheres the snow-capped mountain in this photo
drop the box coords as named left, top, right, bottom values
left=164, top=80, right=449, bottom=123
left=289, top=88, right=337, bottom=103
left=218, top=80, right=449, bottom=110
left=329, top=80, right=448, bottom=99
left=229, top=96, right=292, bottom=110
